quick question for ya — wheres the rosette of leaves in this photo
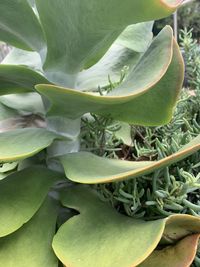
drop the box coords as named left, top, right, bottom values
left=1, top=1, right=200, bottom=266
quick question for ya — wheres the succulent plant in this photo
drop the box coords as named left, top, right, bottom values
left=0, top=1, right=200, bottom=266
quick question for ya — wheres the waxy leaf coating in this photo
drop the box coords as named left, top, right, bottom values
left=0, top=197, right=58, bottom=267
left=0, top=166, right=62, bottom=237
left=53, top=186, right=200, bottom=267
left=0, top=128, right=63, bottom=163
left=37, top=26, right=184, bottom=126
left=60, top=135, right=200, bottom=184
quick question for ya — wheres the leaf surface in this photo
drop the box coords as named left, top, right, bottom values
left=139, top=234, right=200, bottom=267
left=0, top=166, right=61, bottom=237
left=60, top=135, right=200, bottom=183
left=76, top=22, right=153, bottom=91
left=0, top=128, right=62, bottom=163
left=0, top=197, right=58, bottom=267
left=53, top=186, right=200, bottom=267
left=53, top=186, right=166, bottom=267
left=0, top=0, right=45, bottom=51
left=0, top=65, right=49, bottom=96
left=37, top=27, right=184, bottom=125
left=35, top=0, right=182, bottom=85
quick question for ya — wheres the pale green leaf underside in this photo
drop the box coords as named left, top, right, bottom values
left=0, top=197, right=58, bottom=267
left=0, top=128, right=62, bottom=163
left=0, top=167, right=61, bottom=237
left=2, top=48, right=42, bottom=73
left=76, top=22, right=153, bottom=91
left=60, top=135, right=200, bottom=184
left=139, top=234, right=199, bottom=267
left=35, top=0, right=182, bottom=85
left=0, top=93, right=45, bottom=115
left=0, top=0, right=45, bottom=51
left=0, top=65, right=49, bottom=96
left=53, top=186, right=200, bottom=267
left=37, top=26, right=184, bottom=125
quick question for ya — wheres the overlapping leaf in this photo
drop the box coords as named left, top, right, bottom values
left=139, top=234, right=200, bottom=267
left=35, top=0, right=182, bottom=85
left=0, top=197, right=58, bottom=267
left=76, top=22, right=153, bottom=91
left=0, top=65, right=49, bottom=96
left=0, top=1, right=45, bottom=51
left=52, top=186, right=200, bottom=267
left=37, top=27, right=184, bottom=125
left=0, top=166, right=62, bottom=237
left=60, top=134, right=200, bottom=183
left=0, top=128, right=63, bottom=163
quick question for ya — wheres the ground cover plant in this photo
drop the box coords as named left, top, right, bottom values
left=0, top=1, right=200, bottom=266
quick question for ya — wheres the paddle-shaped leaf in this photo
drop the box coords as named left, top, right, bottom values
left=0, top=197, right=58, bottom=267
left=37, top=26, right=184, bottom=125
left=139, top=234, right=200, bottom=267
left=0, top=128, right=63, bottom=163
left=35, top=0, right=182, bottom=85
left=0, top=0, right=45, bottom=51
left=0, top=65, right=49, bottom=96
left=53, top=186, right=166, bottom=267
left=52, top=186, right=200, bottom=267
left=60, top=135, right=200, bottom=183
left=0, top=166, right=62, bottom=237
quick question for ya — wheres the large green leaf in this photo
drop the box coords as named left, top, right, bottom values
left=77, top=22, right=153, bottom=91
left=139, top=234, right=200, bottom=267
left=0, top=197, right=58, bottom=267
left=52, top=186, right=200, bottom=267
left=35, top=0, right=182, bottom=85
left=37, top=26, right=184, bottom=125
left=0, top=128, right=63, bottom=163
left=0, top=0, right=45, bottom=51
left=53, top=186, right=166, bottom=267
left=0, top=166, right=61, bottom=237
left=0, top=65, right=49, bottom=96
left=60, top=134, right=200, bottom=184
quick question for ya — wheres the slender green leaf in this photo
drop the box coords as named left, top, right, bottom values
left=0, top=0, right=45, bottom=51
left=0, top=197, right=58, bottom=267
left=60, top=135, right=200, bottom=183
left=0, top=166, right=61, bottom=237
left=0, top=128, right=62, bottom=163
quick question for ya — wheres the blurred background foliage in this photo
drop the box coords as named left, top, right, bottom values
left=154, top=0, right=200, bottom=40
